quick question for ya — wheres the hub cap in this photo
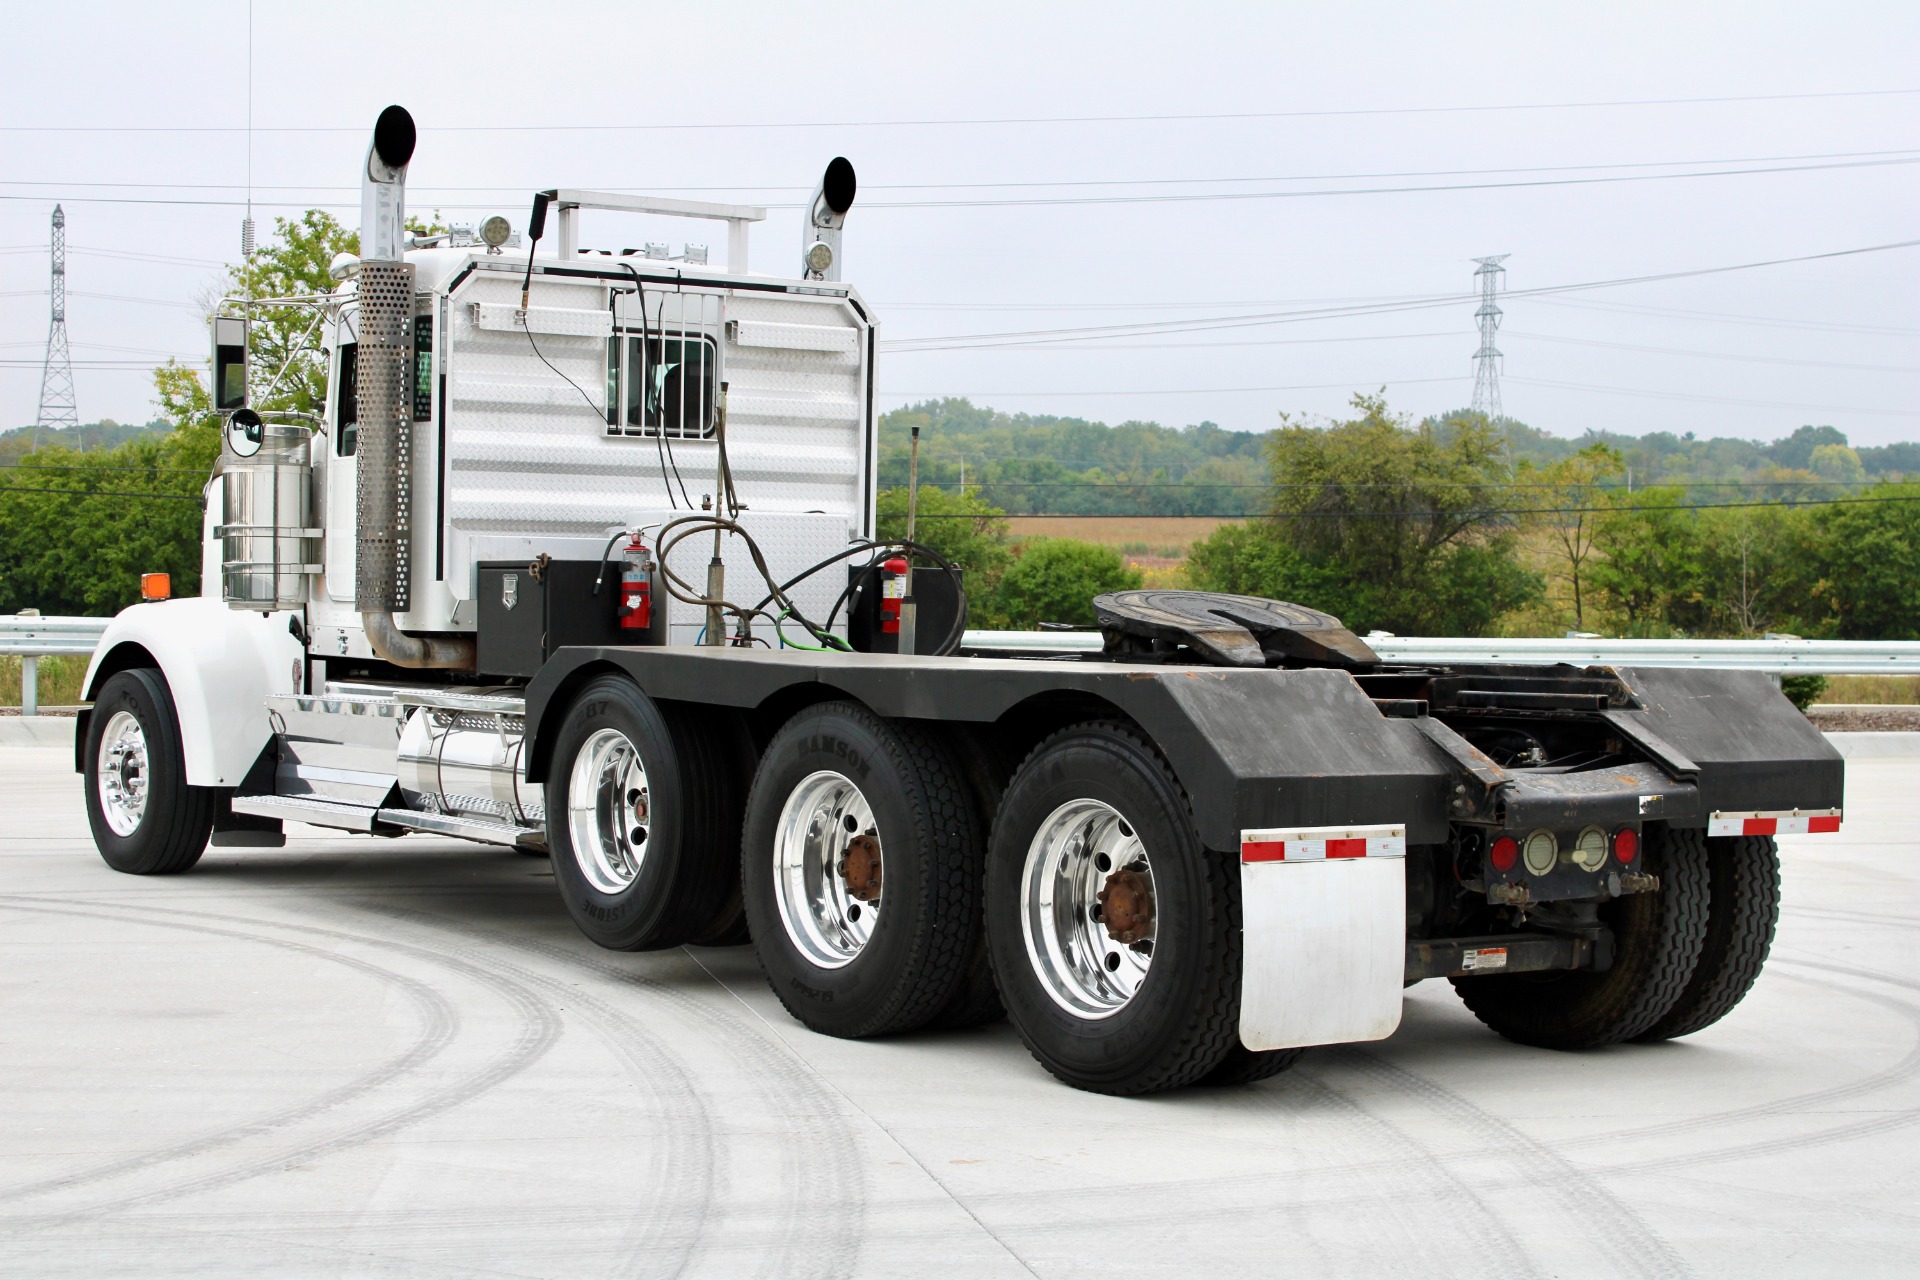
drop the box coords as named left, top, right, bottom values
left=773, top=771, right=881, bottom=969
left=96, top=710, right=150, bottom=837
left=566, top=728, right=651, bottom=895
left=1021, top=798, right=1156, bottom=1019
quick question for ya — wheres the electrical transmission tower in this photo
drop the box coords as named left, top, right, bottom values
left=34, top=205, right=78, bottom=449
left=1470, top=254, right=1508, bottom=420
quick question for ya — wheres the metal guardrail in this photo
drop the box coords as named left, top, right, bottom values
left=2, top=615, right=1915, bottom=718
left=1, top=614, right=109, bottom=716
left=960, top=629, right=1920, bottom=675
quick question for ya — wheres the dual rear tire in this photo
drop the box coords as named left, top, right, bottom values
left=1451, top=827, right=1781, bottom=1049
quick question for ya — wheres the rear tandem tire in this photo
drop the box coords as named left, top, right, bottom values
left=1451, top=825, right=1709, bottom=1050
left=985, top=722, right=1242, bottom=1095
left=84, top=668, right=216, bottom=876
left=740, top=701, right=981, bottom=1039
left=1634, top=835, right=1781, bottom=1042
left=546, top=675, right=740, bottom=952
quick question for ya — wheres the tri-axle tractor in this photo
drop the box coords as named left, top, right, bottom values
left=77, top=107, right=1843, bottom=1094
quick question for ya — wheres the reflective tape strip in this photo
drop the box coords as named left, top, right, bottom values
left=1241, top=825, right=1406, bottom=863
left=1707, top=810, right=1842, bottom=837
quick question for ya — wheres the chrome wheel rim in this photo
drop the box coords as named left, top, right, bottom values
left=96, top=710, right=150, bottom=837
left=566, top=728, right=651, bottom=895
left=773, top=770, right=881, bottom=969
left=1021, top=798, right=1156, bottom=1019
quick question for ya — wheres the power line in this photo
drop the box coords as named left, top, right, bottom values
left=8, top=154, right=1915, bottom=212
left=883, top=376, right=1467, bottom=398
left=1507, top=376, right=1920, bottom=417
left=910, top=492, right=1920, bottom=519
left=1536, top=296, right=1920, bottom=337
left=4, top=86, right=1915, bottom=133
left=1504, top=331, right=1919, bottom=373
left=5, top=146, right=1912, bottom=195
left=882, top=238, right=1920, bottom=351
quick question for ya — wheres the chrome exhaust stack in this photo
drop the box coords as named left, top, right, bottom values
left=353, top=105, right=474, bottom=670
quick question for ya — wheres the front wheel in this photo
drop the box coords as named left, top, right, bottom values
left=985, top=722, right=1241, bottom=1095
left=84, top=668, right=215, bottom=875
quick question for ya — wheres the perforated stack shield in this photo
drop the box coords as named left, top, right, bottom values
left=354, top=260, right=415, bottom=611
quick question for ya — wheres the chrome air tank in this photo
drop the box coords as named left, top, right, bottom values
left=218, top=420, right=319, bottom=609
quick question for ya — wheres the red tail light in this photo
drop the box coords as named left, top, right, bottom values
left=1489, top=836, right=1519, bottom=873
left=1613, top=828, right=1639, bottom=863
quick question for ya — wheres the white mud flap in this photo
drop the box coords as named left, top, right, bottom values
left=1238, top=824, right=1407, bottom=1051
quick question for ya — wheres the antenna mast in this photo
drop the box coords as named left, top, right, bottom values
left=241, top=0, right=255, bottom=267
left=33, top=205, right=79, bottom=450
left=1470, top=254, right=1508, bottom=420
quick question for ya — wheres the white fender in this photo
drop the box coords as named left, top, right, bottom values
left=84, top=598, right=304, bottom=787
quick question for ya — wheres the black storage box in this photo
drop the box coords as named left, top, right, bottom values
left=476, top=558, right=639, bottom=678
left=845, top=564, right=965, bottom=655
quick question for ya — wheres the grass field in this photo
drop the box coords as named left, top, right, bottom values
left=1817, top=674, right=1920, bottom=705
left=1004, top=516, right=1243, bottom=555
left=0, top=654, right=88, bottom=708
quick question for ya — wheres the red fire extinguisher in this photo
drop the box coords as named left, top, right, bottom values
left=878, top=556, right=909, bottom=636
left=618, top=535, right=654, bottom=631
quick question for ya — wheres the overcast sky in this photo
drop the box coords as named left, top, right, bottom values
left=2, top=1, right=1915, bottom=445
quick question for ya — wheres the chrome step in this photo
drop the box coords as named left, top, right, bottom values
left=376, top=807, right=544, bottom=849
left=231, top=793, right=384, bottom=832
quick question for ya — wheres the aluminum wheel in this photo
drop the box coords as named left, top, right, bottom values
left=96, top=710, right=150, bottom=838
left=566, top=727, right=651, bottom=895
left=773, top=770, right=881, bottom=969
left=1021, top=798, right=1156, bottom=1019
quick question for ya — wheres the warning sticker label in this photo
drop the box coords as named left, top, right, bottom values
left=1462, top=946, right=1509, bottom=972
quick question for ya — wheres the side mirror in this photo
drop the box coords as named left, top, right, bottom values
left=213, top=315, right=248, bottom=410
left=226, top=407, right=265, bottom=458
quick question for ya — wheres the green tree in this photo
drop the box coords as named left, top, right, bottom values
left=1589, top=488, right=1701, bottom=634
left=1800, top=482, right=1920, bottom=639
left=1522, top=443, right=1621, bottom=630
left=992, top=539, right=1142, bottom=628
left=1686, top=504, right=1805, bottom=637
left=0, top=425, right=218, bottom=614
left=1809, top=443, right=1867, bottom=485
left=1187, top=397, right=1540, bottom=635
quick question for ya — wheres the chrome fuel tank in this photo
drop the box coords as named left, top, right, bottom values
left=395, top=692, right=542, bottom=827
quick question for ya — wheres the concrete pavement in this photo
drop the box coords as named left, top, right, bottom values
left=1, top=743, right=1915, bottom=1278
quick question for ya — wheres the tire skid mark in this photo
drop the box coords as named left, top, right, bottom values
left=1588, top=957, right=1920, bottom=1175
left=1331, top=1047, right=1691, bottom=1280
left=1519, top=955, right=1920, bottom=1161
left=366, top=909, right=869, bottom=1280
left=357, top=903, right=718, bottom=1280
left=0, top=895, right=563, bottom=1232
left=1790, top=905, right=1920, bottom=929
left=0, top=901, right=458, bottom=1207
left=1262, top=1070, right=1541, bottom=1277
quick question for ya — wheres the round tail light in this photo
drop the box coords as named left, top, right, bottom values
left=1489, top=836, right=1519, bottom=874
left=1614, top=828, right=1639, bottom=864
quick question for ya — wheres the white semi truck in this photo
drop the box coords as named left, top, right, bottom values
left=76, top=107, right=1845, bottom=1094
